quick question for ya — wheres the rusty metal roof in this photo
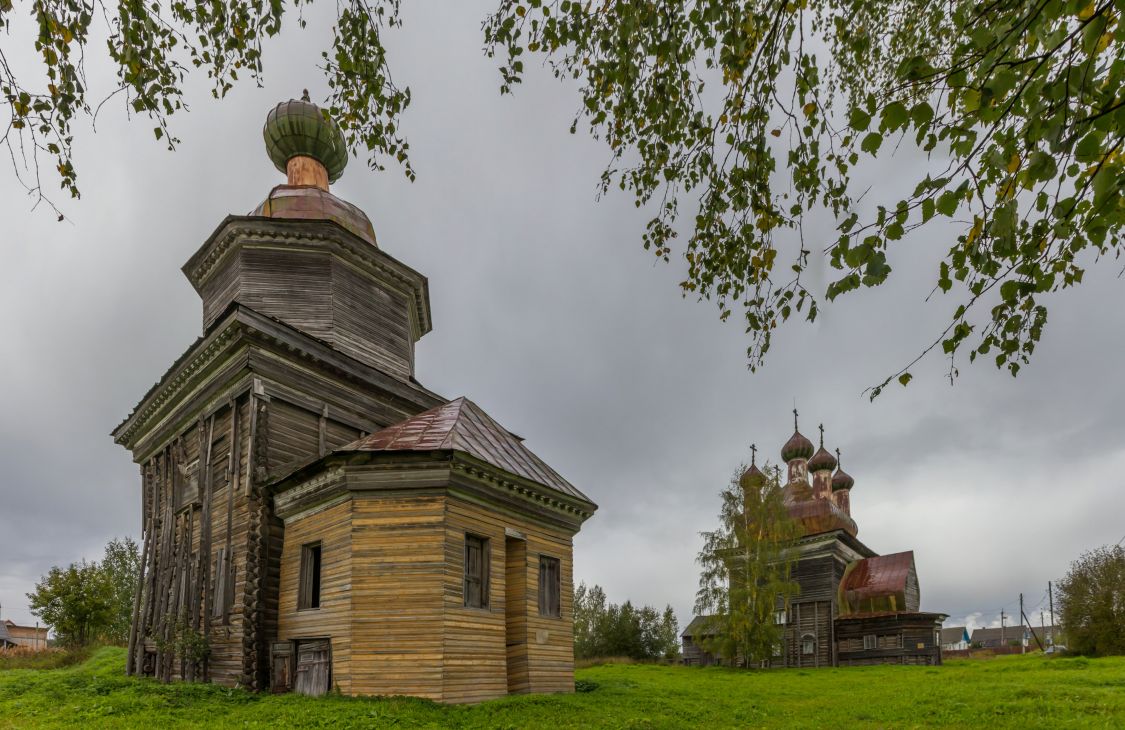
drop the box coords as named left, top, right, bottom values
left=838, top=551, right=916, bottom=615
left=342, top=397, right=591, bottom=504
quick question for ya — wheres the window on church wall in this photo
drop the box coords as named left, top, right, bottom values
left=863, top=634, right=877, bottom=650
left=775, top=609, right=786, bottom=625
left=463, top=534, right=490, bottom=609
left=177, top=459, right=200, bottom=509
left=298, top=542, right=322, bottom=610
left=538, top=555, right=561, bottom=618
left=801, top=634, right=815, bottom=655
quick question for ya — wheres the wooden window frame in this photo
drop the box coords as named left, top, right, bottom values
left=774, top=609, right=786, bottom=625
left=463, top=533, right=490, bottom=610
left=538, top=554, right=562, bottom=618
left=863, top=634, right=877, bottom=650
left=801, top=634, right=816, bottom=655
left=298, top=542, right=323, bottom=611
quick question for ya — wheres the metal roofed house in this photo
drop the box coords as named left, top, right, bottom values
left=112, top=95, right=596, bottom=702
left=971, top=625, right=1061, bottom=649
left=0, top=621, right=14, bottom=650
left=941, top=626, right=971, bottom=651
left=683, top=415, right=946, bottom=668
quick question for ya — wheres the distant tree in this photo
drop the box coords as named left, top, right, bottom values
left=572, top=582, right=679, bottom=661
left=25, top=536, right=140, bottom=647
left=100, top=537, right=142, bottom=646
left=695, top=460, right=800, bottom=667
left=27, top=559, right=113, bottom=648
left=1057, top=544, right=1125, bottom=656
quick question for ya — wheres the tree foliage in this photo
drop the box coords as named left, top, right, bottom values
left=100, top=537, right=142, bottom=646
left=573, top=583, right=680, bottom=661
left=695, top=461, right=799, bottom=666
left=26, top=536, right=140, bottom=648
left=4, top=1, right=1122, bottom=386
left=486, top=0, right=1125, bottom=393
left=1057, top=543, right=1125, bottom=656
left=27, top=559, right=112, bottom=648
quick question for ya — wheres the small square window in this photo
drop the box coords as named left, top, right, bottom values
left=539, top=556, right=561, bottom=618
left=298, top=542, right=322, bottom=610
left=863, top=634, right=877, bottom=650
left=463, top=534, right=490, bottom=609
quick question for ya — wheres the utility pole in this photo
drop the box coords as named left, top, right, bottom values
left=1048, top=581, right=1056, bottom=647
left=1000, top=608, right=1006, bottom=646
left=1019, top=594, right=1025, bottom=654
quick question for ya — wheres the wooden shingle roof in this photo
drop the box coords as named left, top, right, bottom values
left=342, top=397, right=592, bottom=504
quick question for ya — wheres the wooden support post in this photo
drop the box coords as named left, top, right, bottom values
left=199, top=414, right=215, bottom=679
left=127, top=463, right=152, bottom=675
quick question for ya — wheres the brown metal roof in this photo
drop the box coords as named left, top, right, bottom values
left=838, top=551, right=916, bottom=615
left=342, top=397, right=592, bottom=504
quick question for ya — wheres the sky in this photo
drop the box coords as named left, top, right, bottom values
left=1, top=2, right=1121, bottom=638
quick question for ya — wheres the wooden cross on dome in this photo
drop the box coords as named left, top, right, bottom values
left=819, top=423, right=825, bottom=448
left=750, top=443, right=757, bottom=466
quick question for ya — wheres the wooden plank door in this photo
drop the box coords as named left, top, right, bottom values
left=294, top=640, right=331, bottom=697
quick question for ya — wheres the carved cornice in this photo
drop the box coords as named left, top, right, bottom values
left=114, top=307, right=443, bottom=457
left=113, top=324, right=244, bottom=449
left=451, top=456, right=596, bottom=524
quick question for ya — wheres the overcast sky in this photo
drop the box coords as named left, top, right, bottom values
left=1, top=3, right=1121, bottom=637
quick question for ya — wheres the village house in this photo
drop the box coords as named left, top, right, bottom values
left=0, top=619, right=49, bottom=650
left=683, top=416, right=946, bottom=668
left=971, top=625, right=1061, bottom=649
left=941, top=626, right=970, bottom=651
left=113, top=95, right=596, bottom=701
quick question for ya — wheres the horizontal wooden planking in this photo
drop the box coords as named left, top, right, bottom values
left=277, top=499, right=354, bottom=693
left=348, top=493, right=446, bottom=700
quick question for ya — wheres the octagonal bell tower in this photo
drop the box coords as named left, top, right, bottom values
left=182, top=92, right=430, bottom=380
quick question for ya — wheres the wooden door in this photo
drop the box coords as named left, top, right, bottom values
left=294, top=640, right=331, bottom=697
left=270, top=641, right=294, bottom=694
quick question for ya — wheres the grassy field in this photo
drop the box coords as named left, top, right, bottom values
left=1, top=647, right=1124, bottom=728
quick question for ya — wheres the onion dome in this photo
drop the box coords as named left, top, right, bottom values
left=739, top=443, right=766, bottom=489
left=263, top=92, right=349, bottom=184
left=781, top=431, right=814, bottom=462
left=808, top=423, right=837, bottom=472
left=832, top=448, right=854, bottom=491
left=781, top=408, right=815, bottom=462
left=739, top=462, right=766, bottom=490
left=809, top=446, right=837, bottom=473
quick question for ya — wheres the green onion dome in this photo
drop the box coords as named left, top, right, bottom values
left=263, top=93, right=349, bottom=183
left=781, top=430, right=814, bottom=462
left=808, top=446, right=837, bottom=473
left=832, top=468, right=854, bottom=492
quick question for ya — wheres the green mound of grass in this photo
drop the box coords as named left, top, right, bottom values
left=2, top=647, right=1124, bottom=728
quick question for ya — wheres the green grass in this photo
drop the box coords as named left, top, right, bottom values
left=2, top=647, right=1124, bottom=728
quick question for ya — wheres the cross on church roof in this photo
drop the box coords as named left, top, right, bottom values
left=819, top=423, right=825, bottom=448
left=750, top=443, right=757, bottom=466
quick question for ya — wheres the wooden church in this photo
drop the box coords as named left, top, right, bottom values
left=683, top=414, right=946, bottom=668
left=113, top=96, right=597, bottom=702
